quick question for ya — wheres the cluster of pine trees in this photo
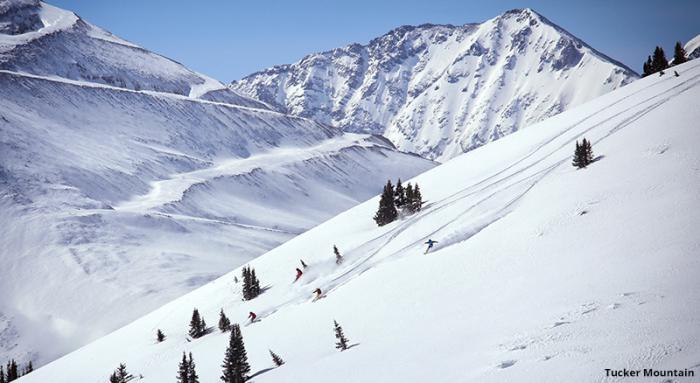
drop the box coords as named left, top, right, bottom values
left=572, top=138, right=594, bottom=169
left=374, top=179, right=423, bottom=226
left=176, top=352, right=199, bottom=383
left=188, top=309, right=208, bottom=339
left=0, top=359, right=32, bottom=382
left=642, top=42, right=688, bottom=77
left=241, top=266, right=261, bottom=301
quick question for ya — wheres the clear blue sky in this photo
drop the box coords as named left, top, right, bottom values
left=51, top=0, right=699, bottom=82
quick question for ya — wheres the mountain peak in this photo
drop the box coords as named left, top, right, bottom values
left=232, top=9, right=638, bottom=161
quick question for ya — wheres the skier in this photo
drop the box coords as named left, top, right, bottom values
left=294, top=268, right=303, bottom=282
left=424, top=239, right=438, bottom=254
left=312, top=288, right=323, bottom=301
left=248, top=311, right=257, bottom=323
left=674, top=70, right=680, bottom=77
left=300, top=259, right=308, bottom=269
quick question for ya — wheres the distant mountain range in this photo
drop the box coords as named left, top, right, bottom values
left=232, top=8, right=638, bottom=161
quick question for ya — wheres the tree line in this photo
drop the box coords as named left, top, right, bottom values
left=0, top=359, right=33, bottom=382
left=642, top=41, right=689, bottom=77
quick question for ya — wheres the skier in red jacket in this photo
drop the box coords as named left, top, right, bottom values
left=248, top=311, right=257, bottom=323
left=294, top=268, right=303, bottom=282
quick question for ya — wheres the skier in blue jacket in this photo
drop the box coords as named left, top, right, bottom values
left=424, top=239, right=438, bottom=254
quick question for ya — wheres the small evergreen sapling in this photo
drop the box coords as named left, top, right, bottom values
left=220, top=324, right=250, bottom=383
left=333, top=320, right=350, bottom=351
left=219, top=309, right=232, bottom=332
left=269, top=349, right=285, bottom=367
left=109, top=363, right=134, bottom=383
left=334, top=245, right=343, bottom=264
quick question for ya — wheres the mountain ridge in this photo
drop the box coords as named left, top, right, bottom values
left=232, top=8, right=639, bottom=161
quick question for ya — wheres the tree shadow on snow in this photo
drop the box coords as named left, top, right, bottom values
left=345, top=343, right=360, bottom=350
left=249, top=367, right=275, bottom=380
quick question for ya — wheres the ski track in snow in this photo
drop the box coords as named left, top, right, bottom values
left=216, top=60, right=700, bottom=324
left=321, top=67, right=700, bottom=294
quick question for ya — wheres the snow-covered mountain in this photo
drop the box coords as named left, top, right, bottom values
left=0, top=0, right=266, bottom=107
left=0, top=0, right=435, bottom=367
left=685, top=34, right=700, bottom=60
left=21, top=57, right=700, bottom=383
left=232, top=8, right=639, bottom=162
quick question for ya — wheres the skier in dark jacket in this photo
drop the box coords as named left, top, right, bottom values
left=300, top=259, right=308, bottom=268
left=294, top=268, right=303, bottom=282
left=424, top=239, right=438, bottom=254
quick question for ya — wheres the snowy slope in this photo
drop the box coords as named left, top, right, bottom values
left=685, top=34, right=700, bottom=59
left=0, top=1, right=436, bottom=367
left=0, top=68, right=435, bottom=367
left=22, top=55, right=700, bottom=383
left=0, top=0, right=267, bottom=108
left=232, top=8, right=638, bottom=162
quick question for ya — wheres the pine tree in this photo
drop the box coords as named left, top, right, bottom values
left=394, top=178, right=406, bottom=208
left=404, top=183, right=415, bottom=213
left=5, top=360, right=17, bottom=382
left=187, top=353, right=200, bottom=383
left=241, top=266, right=251, bottom=300
left=411, top=184, right=423, bottom=213
left=333, top=320, right=350, bottom=351
left=673, top=41, right=687, bottom=66
left=219, top=309, right=232, bottom=332
left=642, top=55, right=652, bottom=77
left=269, top=349, right=285, bottom=367
left=177, top=352, right=189, bottom=383
left=373, top=180, right=397, bottom=226
left=189, top=308, right=207, bottom=338
left=0, top=365, right=5, bottom=383
left=572, top=139, right=594, bottom=168
left=109, top=363, right=133, bottom=383
left=220, top=324, right=250, bottom=383
left=156, top=328, right=166, bottom=342
left=334, top=245, right=343, bottom=265
left=251, top=268, right=261, bottom=298
left=572, top=140, right=585, bottom=168
left=242, top=266, right=261, bottom=300
left=651, top=46, right=669, bottom=73
left=582, top=138, right=594, bottom=165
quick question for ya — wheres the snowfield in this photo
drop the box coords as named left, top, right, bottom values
left=20, top=57, right=700, bottom=382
